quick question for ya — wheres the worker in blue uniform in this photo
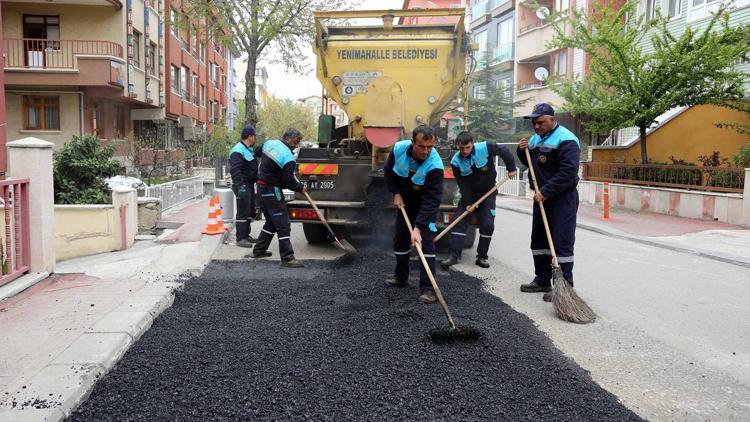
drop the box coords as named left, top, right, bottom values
left=517, top=103, right=580, bottom=302
left=228, top=125, right=259, bottom=248
left=252, top=128, right=306, bottom=268
left=440, top=131, right=517, bottom=269
left=383, top=124, right=444, bottom=304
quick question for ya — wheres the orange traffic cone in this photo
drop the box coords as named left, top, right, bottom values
left=214, top=195, right=228, bottom=232
left=201, top=196, right=224, bottom=235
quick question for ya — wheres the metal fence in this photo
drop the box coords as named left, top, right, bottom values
left=583, top=162, right=745, bottom=193
left=3, top=38, right=123, bottom=69
left=0, top=179, right=31, bottom=286
left=144, top=176, right=204, bottom=211
left=496, top=166, right=527, bottom=197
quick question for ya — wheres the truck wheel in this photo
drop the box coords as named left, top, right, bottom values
left=303, top=223, right=328, bottom=244
left=463, top=226, right=477, bottom=249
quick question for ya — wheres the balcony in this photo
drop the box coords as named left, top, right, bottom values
left=471, top=0, right=491, bottom=21
left=3, top=38, right=124, bottom=87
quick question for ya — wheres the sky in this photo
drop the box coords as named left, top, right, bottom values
left=234, top=0, right=404, bottom=101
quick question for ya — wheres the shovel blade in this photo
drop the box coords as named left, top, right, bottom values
left=333, top=237, right=357, bottom=254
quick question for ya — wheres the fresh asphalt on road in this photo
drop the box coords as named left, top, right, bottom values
left=69, top=247, right=641, bottom=421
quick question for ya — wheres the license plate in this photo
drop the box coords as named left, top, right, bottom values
left=303, top=180, right=336, bottom=190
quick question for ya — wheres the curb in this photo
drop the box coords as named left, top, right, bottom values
left=0, top=272, right=50, bottom=302
left=496, top=204, right=750, bottom=269
left=0, top=234, right=225, bottom=421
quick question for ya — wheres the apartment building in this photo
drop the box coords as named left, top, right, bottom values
left=1, top=0, right=163, bottom=158
left=399, top=0, right=465, bottom=24
left=255, top=66, right=269, bottom=109
left=468, top=0, right=516, bottom=131
left=225, top=45, right=239, bottom=131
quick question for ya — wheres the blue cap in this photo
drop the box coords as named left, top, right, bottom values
left=523, top=103, right=555, bottom=119
left=241, top=125, right=256, bottom=139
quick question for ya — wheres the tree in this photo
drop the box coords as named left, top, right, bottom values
left=466, top=51, right=528, bottom=143
left=549, top=0, right=750, bottom=163
left=716, top=100, right=750, bottom=138
left=54, top=135, right=124, bottom=204
left=181, top=0, right=350, bottom=128
left=257, top=97, right=317, bottom=142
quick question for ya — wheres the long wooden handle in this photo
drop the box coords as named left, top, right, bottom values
left=524, top=148, right=559, bottom=268
left=303, top=190, right=337, bottom=238
left=399, top=206, right=457, bottom=329
left=434, top=175, right=512, bottom=242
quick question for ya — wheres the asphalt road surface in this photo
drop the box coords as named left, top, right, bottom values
left=69, top=249, right=641, bottom=421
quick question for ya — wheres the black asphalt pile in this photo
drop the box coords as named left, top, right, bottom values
left=69, top=249, right=642, bottom=421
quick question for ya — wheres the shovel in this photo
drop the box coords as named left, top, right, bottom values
left=434, top=175, right=512, bottom=242
left=302, top=190, right=357, bottom=254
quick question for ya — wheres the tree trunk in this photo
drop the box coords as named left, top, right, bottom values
left=244, top=58, right=258, bottom=127
left=639, top=125, right=648, bottom=164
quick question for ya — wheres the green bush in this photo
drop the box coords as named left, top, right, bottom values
left=706, top=169, right=745, bottom=189
left=53, top=135, right=124, bottom=204
left=734, top=143, right=750, bottom=168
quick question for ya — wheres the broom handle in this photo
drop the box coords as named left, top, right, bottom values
left=523, top=147, right=560, bottom=268
left=303, top=190, right=338, bottom=239
left=399, top=205, right=457, bottom=329
left=434, top=176, right=511, bottom=242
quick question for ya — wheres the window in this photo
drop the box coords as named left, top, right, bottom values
left=663, top=0, right=681, bottom=17
left=192, top=72, right=198, bottom=104
left=132, top=30, right=141, bottom=68
left=473, top=30, right=488, bottom=58
left=171, top=65, right=179, bottom=93
left=23, top=16, right=60, bottom=50
left=472, top=85, right=486, bottom=99
left=200, top=43, right=206, bottom=62
left=91, top=105, right=101, bottom=136
left=552, top=50, right=568, bottom=76
left=496, top=18, right=513, bottom=61
left=113, top=105, right=125, bottom=137
left=170, top=10, right=179, bottom=37
left=209, top=101, right=215, bottom=123
left=181, top=66, right=189, bottom=100
left=149, top=42, right=157, bottom=76
left=23, top=96, right=60, bottom=130
left=688, top=0, right=720, bottom=21
left=555, top=0, right=570, bottom=12
left=200, top=84, right=206, bottom=107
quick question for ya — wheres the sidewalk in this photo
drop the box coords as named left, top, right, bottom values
left=0, top=197, right=225, bottom=422
left=496, top=196, right=750, bottom=268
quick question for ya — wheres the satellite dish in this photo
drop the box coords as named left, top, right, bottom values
left=534, top=67, right=549, bottom=81
left=536, top=7, right=550, bottom=20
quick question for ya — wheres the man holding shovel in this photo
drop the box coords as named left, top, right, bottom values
left=383, top=125, right=444, bottom=304
left=252, top=128, right=307, bottom=268
left=440, top=131, right=517, bottom=269
left=516, top=103, right=580, bottom=301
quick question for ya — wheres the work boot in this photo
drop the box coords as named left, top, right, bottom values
left=236, top=239, right=254, bottom=248
left=475, top=256, right=490, bottom=268
left=419, top=289, right=437, bottom=304
left=280, top=258, right=304, bottom=268
left=543, top=291, right=553, bottom=302
left=251, top=250, right=272, bottom=258
left=384, top=275, right=407, bottom=288
left=440, top=254, right=459, bottom=269
left=520, top=278, right=552, bottom=293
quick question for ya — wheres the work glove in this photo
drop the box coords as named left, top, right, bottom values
left=237, top=184, right=249, bottom=198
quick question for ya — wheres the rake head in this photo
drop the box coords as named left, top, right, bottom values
left=429, top=325, right=481, bottom=343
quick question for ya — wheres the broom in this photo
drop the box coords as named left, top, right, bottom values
left=398, top=206, right=480, bottom=342
left=524, top=148, right=596, bottom=324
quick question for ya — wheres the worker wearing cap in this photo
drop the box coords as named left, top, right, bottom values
left=517, top=103, right=580, bottom=301
left=229, top=125, right=259, bottom=248
left=383, top=124, right=444, bottom=304
left=440, top=131, right=517, bottom=269
left=252, top=128, right=306, bottom=268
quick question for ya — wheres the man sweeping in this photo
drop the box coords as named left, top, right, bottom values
left=440, top=131, right=517, bottom=269
left=252, top=128, right=306, bottom=268
left=517, top=103, right=580, bottom=302
left=229, top=125, right=259, bottom=248
left=383, top=124, right=444, bottom=304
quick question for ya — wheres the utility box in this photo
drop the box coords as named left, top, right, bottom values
left=214, top=187, right=235, bottom=223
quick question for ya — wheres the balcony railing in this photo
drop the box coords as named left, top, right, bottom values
left=493, top=43, right=513, bottom=62
left=517, top=80, right=548, bottom=91
left=583, top=163, right=746, bottom=193
left=3, top=38, right=123, bottom=70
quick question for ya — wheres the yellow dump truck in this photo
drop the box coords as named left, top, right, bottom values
left=288, top=8, right=475, bottom=244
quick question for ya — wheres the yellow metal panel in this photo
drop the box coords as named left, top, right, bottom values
left=364, top=77, right=403, bottom=128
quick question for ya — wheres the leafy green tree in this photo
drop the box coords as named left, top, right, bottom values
left=549, top=0, right=750, bottom=163
left=716, top=100, right=750, bottom=138
left=257, top=97, right=317, bottom=143
left=181, top=0, right=351, bottom=127
left=54, top=135, right=123, bottom=204
left=467, top=51, right=528, bottom=143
